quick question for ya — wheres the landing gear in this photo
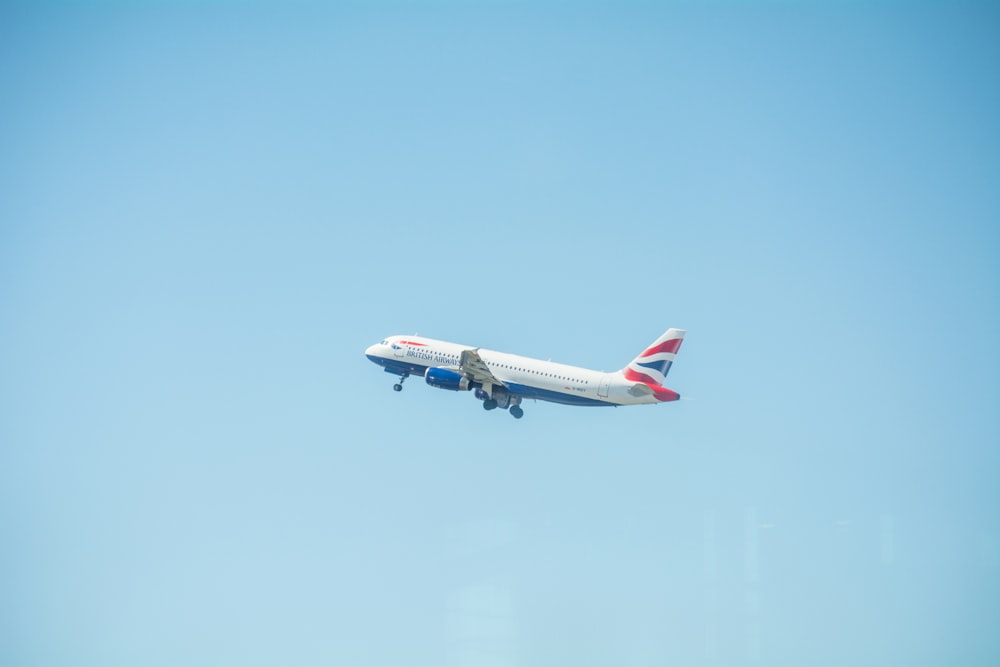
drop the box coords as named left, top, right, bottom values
left=393, top=373, right=409, bottom=392
left=476, top=387, right=523, bottom=418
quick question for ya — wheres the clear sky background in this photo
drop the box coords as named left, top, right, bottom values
left=1, top=1, right=998, bottom=666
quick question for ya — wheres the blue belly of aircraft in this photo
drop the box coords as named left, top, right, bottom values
left=368, top=355, right=613, bottom=407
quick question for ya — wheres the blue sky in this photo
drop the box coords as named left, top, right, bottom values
left=1, top=1, right=998, bottom=666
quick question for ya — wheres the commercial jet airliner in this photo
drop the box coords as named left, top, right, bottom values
left=364, top=328, right=686, bottom=419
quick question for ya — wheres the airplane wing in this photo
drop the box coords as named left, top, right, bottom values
left=459, top=348, right=505, bottom=388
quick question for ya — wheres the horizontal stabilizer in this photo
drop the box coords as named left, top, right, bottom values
left=628, top=383, right=654, bottom=397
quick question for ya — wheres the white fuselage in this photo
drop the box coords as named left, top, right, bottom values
left=365, top=335, right=668, bottom=407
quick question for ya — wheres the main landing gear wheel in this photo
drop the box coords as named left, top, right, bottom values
left=393, top=373, right=409, bottom=392
left=483, top=398, right=498, bottom=411
left=509, top=405, right=524, bottom=419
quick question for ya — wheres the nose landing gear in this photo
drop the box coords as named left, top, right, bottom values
left=393, top=373, right=409, bottom=392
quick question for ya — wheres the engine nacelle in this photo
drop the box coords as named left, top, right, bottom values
left=425, top=367, right=472, bottom=391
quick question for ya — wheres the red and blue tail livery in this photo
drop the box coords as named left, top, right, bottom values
left=623, top=328, right=685, bottom=386
left=365, top=328, right=687, bottom=419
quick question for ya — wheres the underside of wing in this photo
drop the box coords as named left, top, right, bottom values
left=459, top=349, right=505, bottom=387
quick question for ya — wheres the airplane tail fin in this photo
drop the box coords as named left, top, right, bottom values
left=622, top=328, right=686, bottom=386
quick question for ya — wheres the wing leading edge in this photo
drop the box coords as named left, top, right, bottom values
left=459, top=349, right=505, bottom=388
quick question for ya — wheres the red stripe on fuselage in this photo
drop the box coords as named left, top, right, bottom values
left=398, top=340, right=427, bottom=346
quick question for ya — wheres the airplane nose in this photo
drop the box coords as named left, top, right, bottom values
left=365, top=343, right=379, bottom=357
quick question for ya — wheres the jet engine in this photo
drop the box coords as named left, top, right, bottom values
left=425, top=367, right=471, bottom=391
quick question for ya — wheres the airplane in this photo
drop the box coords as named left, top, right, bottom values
left=364, top=328, right=686, bottom=419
